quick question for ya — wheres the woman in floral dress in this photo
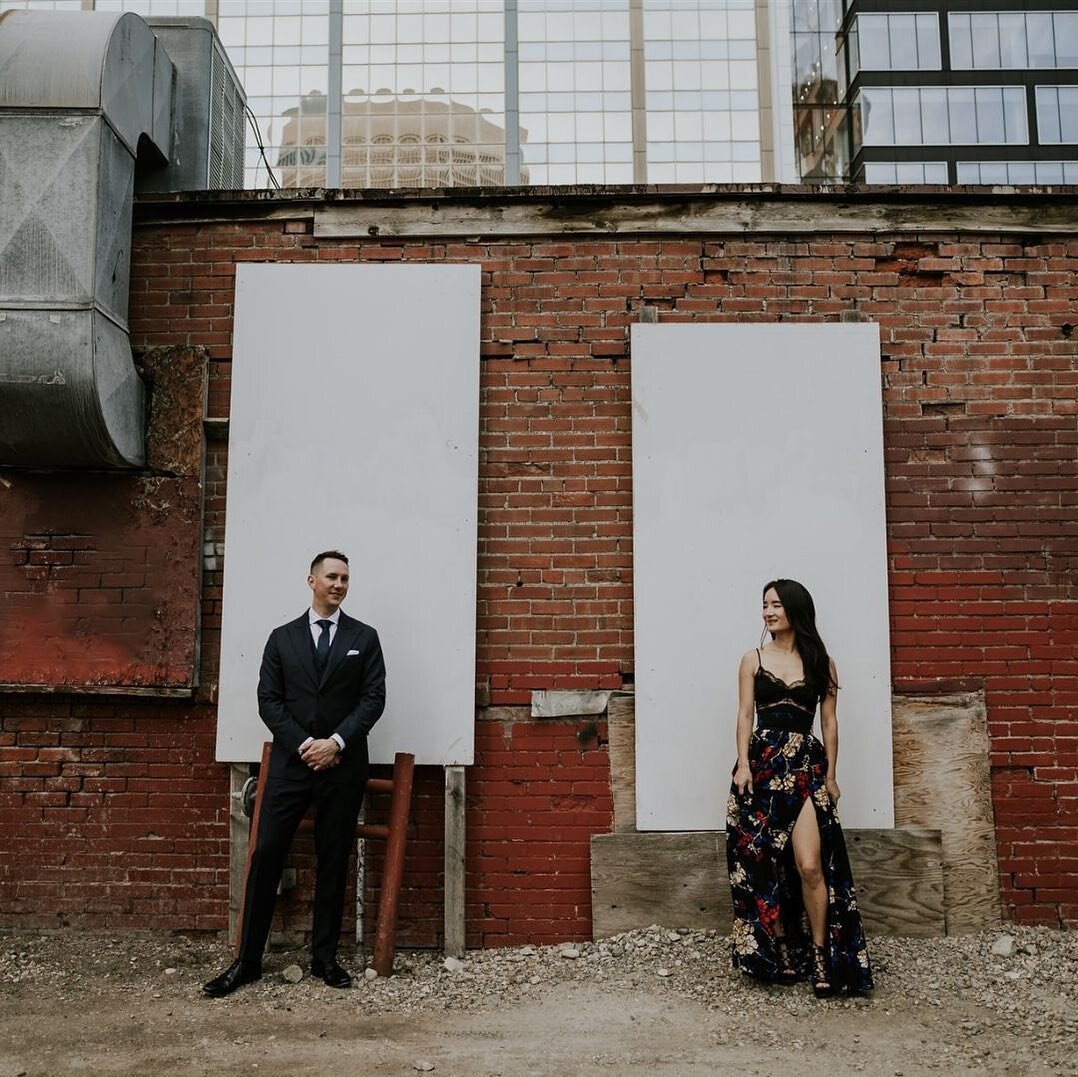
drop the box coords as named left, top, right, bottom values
left=726, top=578, right=873, bottom=996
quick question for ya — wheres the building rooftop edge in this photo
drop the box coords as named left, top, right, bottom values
left=132, top=183, right=1078, bottom=236
left=136, top=182, right=1078, bottom=208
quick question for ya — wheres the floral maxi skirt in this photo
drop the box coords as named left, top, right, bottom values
left=725, top=726, right=873, bottom=993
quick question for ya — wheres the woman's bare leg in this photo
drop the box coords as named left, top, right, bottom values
left=791, top=796, right=827, bottom=946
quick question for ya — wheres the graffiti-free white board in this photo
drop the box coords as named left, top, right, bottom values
left=217, top=263, right=480, bottom=765
left=632, top=322, right=893, bottom=829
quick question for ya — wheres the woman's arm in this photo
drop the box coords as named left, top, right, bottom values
left=819, top=658, right=840, bottom=802
left=733, top=650, right=756, bottom=795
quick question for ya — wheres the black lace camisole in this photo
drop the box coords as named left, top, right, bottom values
left=754, top=650, right=819, bottom=735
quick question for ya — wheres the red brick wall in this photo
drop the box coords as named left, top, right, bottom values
left=0, top=697, right=227, bottom=929
left=0, top=346, right=205, bottom=691
left=2, top=199, right=1075, bottom=938
left=877, top=238, right=1077, bottom=926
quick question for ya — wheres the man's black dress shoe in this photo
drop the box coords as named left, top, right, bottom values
left=202, top=958, right=262, bottom=998
left=310, top=959, right=352, bottom=988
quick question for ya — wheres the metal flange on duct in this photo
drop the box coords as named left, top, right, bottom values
left=0, top=11, right=173, bottom=467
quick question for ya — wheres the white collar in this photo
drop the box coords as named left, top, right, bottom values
left=308, top=608, right=342, bottom=626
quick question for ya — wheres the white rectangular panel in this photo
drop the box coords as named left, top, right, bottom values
left=632, top=322, right=893, bottom=830
left=217, top=263, right=480, bottom=765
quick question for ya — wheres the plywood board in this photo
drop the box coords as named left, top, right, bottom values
left=893, top=692, right=1001, bottom=933
left=218, top=263, right=481, bottom=765
left=591, top=828, right=944, bottom=939
left=631, top=323, right=893, bottom=830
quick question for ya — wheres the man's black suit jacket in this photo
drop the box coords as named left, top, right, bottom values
left=257, top=610, right=386, bottom=784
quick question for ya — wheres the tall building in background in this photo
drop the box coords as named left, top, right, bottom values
left=1, top=0, right=790, bottom=188
left=276, top=90, right=525, bottom=187
left=7, top=0, right=1071, bottom=187
left=793, top=0, right=1078, bottom=183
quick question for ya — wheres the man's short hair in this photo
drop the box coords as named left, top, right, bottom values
left=310, top=550, right=349, bottom=572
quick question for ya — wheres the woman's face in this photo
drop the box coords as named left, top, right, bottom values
left=762, top=588, right=790, bottom=635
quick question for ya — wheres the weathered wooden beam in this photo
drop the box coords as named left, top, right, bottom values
left=444, top=765, right=466, bottom=957
left=133, top=184, right=1078, bottom=237
left=311, top=196, right=1078, bottom=240
left=606, top=693, right=637, bottom=833
left=591, top=827, right=945, bottom=939
left=227, top=763, right=252, bottom=944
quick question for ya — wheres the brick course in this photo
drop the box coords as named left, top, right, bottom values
left=1, top=190, right=1075, bottom=938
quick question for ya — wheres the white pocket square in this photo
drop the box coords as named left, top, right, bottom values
left=346, top=649, right=360, bottom=656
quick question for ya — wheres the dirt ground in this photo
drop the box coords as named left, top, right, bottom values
left=1, top=928, right=1075, bottom=1077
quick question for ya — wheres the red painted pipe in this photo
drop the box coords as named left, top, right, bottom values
left=371, top=752, right=415, bottom=977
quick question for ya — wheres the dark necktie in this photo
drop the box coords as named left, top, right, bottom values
left=316, top=619, right=332, bottom=669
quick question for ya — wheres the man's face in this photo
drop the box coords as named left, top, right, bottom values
left=308, top=558, right=349, bottom=614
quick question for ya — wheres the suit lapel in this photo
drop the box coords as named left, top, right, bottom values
left=287, top=613, right=320, bottom=689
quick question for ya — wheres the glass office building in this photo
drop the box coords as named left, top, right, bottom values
left=0, top=0, right=785, bottom=188
left=793, top=0, right=1078, bottom=183
left=6, top=0, right=1073, bottom=186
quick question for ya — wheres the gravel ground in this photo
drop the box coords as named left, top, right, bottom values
left=1, top=924, right=1075, bottom=1076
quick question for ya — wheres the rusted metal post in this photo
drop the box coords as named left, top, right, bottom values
left=371, top=751, right=415, bottom=977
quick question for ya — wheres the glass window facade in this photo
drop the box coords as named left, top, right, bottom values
left=518, top=0, right=632, bottom=185
left=957, top=159, right=1078, bottom=183
left=0, top=0, right=767, bottom=188
left=791, top=0, right=848, bottom=181
left=337, top=1, right=507, bottom=189
left=949, top=11, right=1078, bottom=70
left=0, top=0, right=82, bottom=7
left=849, top=13, right=940, bottom=74
left=216, top=1, right=332, bottom=188
left=799, top=1, right=1078, bottom=184
left=858, top=86, right=1028, bottom=146
left=1036, top=85, right=1078, bottom=144
left=861, top=160, right=947, bottom=183
left=643, top=0, right=760, bottom=182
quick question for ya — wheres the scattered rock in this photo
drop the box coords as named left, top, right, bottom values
left=991, top=935, right=1015, bottom=957
left=559, top=948, right=580, bottom=960
left=0, top=925, right=1076, bottom=1074
left=443, top=956, right=465, bottom=973
left=413, top=1062, right=435, bottom=1072
left=281, top=964, right=303, bottom=984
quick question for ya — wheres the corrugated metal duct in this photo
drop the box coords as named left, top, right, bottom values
left=0, top=10, right=174, bottom=468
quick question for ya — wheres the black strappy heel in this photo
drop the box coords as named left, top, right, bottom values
left=811, top=944, right=834, bottom=998
left=774, top=937, right=799, bottom=983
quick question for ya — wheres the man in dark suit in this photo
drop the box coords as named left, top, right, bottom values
left=203, top=550, right=386, bottom=997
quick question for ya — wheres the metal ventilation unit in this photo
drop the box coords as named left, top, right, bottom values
left=139, top=16, right=246, bottom=193
left=0, top=10, right=174, bottom=468
left=0, top=11, right=247, bottom=469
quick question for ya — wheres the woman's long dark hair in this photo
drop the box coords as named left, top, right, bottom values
left=762, top=578, right=836, bottom=695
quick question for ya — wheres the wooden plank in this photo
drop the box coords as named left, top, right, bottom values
left=591, top=828, right=944, bottom=939
left=892, top=691, right=1001, bottom=934
left=844, top=828, right=945, bottom=939
left=606, top=693, right=637, bottom=833
left=592, top=832, right=730, bottom=937
left=227, top=763, right=251, bottom=944
left=310, top=196, right=1078, bottom=240
left=444, top=765, right=466, bottom=957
